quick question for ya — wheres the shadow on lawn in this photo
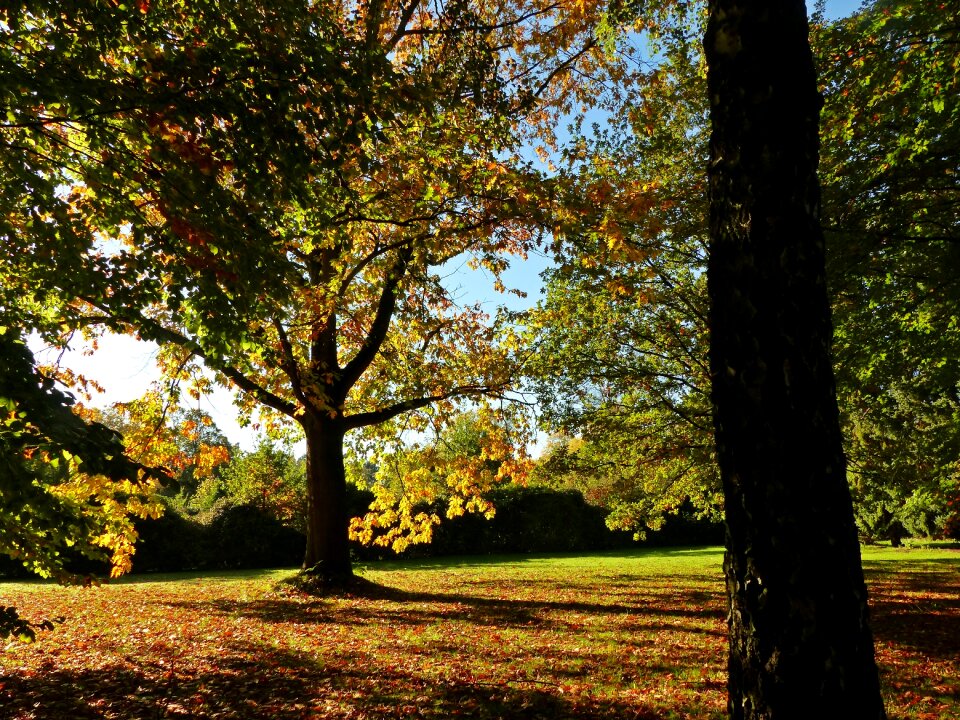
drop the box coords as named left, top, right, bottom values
left=163, top=580, right=725, bottom=636
left=868, top=567, right=960, bottom=661
left=0, top=641, right=720, bottom=720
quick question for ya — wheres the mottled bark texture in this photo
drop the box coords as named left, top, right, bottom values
left=703, top=2, right=886, bottom=718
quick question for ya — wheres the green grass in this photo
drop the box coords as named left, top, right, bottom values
left=1, top=546, right=956, bottom=719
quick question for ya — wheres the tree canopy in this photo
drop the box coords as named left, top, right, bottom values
left=1, top=0, right=622, bottom=583
left=526, top=0, right=960, bottom=542
left=817, top=0, right=960, bottom=541
left=527, top=13, right=717, bottom=536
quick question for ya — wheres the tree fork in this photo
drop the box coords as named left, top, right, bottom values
left=704, top=1, right=886, bottom=717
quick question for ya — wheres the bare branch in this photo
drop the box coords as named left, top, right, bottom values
left=75, top=295, right=298, bottom=417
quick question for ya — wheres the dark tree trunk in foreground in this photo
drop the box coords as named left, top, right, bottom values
left=301, top=414, right=353, bottom=582
left=704, top=2, right=886, bottom=718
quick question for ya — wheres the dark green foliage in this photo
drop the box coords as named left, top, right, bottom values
left=2, top=479, right=713, bottom=578
left=129, top=479, right=377, bottom=572
left=132, top=511, right=210, bottom=573
left=420, top=486, right=631, bottom=556
left=941, top=494, right=960, bottom=541
left=640, top=501, right=725, bottom=547
left=817, top=0, right=960, bottom=543
left=207, top=504, right=305, bottom=570
left=347, top=484, right=377, bottom=522
left=0, top=554, right=33, bottom=580
left=129, top=504, right=304, bottom=572
left=147, top=485, right=630, bottom=569
left=0, top=606, right=60, bottom=643
left=465, top=486, right=621, bottom=554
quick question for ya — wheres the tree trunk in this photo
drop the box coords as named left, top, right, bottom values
left=704, top=2, right=886, bottom=718
left=301, top=413, right=353, bottom=583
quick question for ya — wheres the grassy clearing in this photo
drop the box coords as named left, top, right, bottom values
left=0, top=546, right=956, bottom=719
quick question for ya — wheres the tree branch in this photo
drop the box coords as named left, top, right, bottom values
left=273, top=318, right=308, bottom=408
left=342, top=383, right=509, bottom=430
left=75, top=295, right=298, bottom=417
left=338, top=245, right=414, bottom=394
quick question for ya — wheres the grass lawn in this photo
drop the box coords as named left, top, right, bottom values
left=1, top=545, right=957, bottom=719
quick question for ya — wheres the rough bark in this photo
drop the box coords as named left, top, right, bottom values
left=301, top=413, right=353, bottom=583
left=703, top=2, right=886, bottom=718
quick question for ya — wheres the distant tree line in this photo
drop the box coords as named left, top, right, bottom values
left=0, top=482, right=720, bottom=578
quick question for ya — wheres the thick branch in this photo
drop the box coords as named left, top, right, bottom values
left=273, top=318, right=308, bottom=408
left=76, top=295, right=297, bottom=417
left=337, top=235, right=417, bottom=303
left=309, top=247, right=341, bottom=374
left=386, top=0, right=423, bottom=50
left=145, top=323, right=298, bottom=417
left=529, top=40, right=597, bottom=103
left=338, top=245, right=414, bottom=393
left=387, top=4, right=562, bottom=40
left=342, top=383, right=508, bottom=431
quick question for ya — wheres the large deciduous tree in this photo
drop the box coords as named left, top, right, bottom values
left=704, top=1, right=885, bottom=716
left=2, top=1, right=606, bottom=584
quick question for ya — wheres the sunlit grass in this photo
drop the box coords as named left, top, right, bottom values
left=1, top=545, right=956, bottom=719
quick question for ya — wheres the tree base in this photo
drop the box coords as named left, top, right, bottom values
left=279, top=567, right=396, bottom=598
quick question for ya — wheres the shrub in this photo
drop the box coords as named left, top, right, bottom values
left=132, top=510, right=210, bottom=573
left=207, top=503, right=305, bottom=569
left=426, top=486, right=634, bottom=556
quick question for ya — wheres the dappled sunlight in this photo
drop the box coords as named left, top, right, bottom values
left=3, top=549, right=956, bottom=719
left=1, top=552, right=731, bottom=719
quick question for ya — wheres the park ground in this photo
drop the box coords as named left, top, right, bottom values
left=1, top=546, right=957, bottom=719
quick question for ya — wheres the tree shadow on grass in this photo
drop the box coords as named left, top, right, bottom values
left=162, top=580, right=725, bottom=636
left=0, top=640, right=723, bottom=719
left=867, top=567, right=960, bottom=661
left=111, top=567, right=292, bottom=585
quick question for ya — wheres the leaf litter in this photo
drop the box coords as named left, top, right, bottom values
left=0, top=548, right=956, bottom=719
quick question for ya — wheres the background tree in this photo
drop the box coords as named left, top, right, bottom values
left=704, top=0, right=885, bottom=716
left=165, top=407, right=234, bottom=499
left=89, top=397, right=232, bottom=494
left=528, top=0, right=960, bottom=543
left=527, top=17, right=719, bottom=536
left=817, top=0, right=960, bottom=542
left=198, top=438, right=307, bottom=531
